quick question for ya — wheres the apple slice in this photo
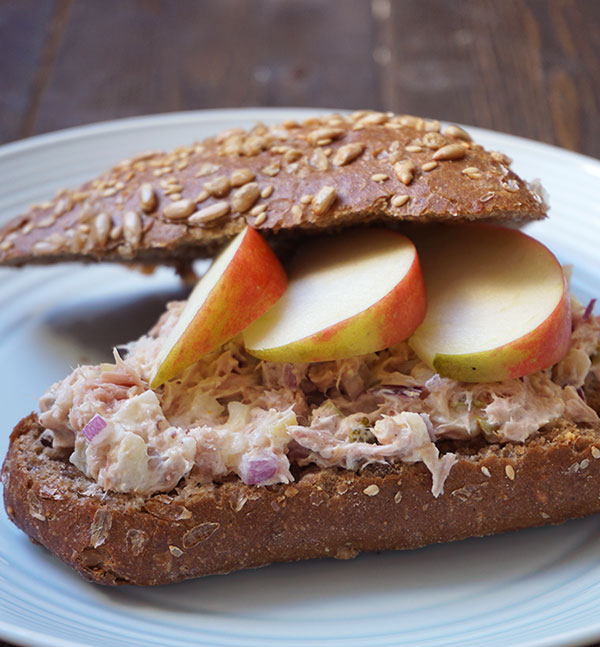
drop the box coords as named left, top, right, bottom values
left=243, top=229, right=427, bottom=363
left=408, top=224, right=571, bottom=383
left=150, top=227, right=286, bottom=388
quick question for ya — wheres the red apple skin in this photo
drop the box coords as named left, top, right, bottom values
left=432, top=283, right=571, bottom=382
left=246, top=251, right=427, bottom=363
left=151, top=228, right=286, bottom=388
left=407, top=223, right=573, bottom=383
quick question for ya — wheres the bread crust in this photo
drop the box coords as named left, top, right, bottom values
left=0, top=112, right=545, bottom=267
left=3, top=410, right=600, bottom=586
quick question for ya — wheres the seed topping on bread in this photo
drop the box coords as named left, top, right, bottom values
left=0, top=111, right=546, bottom=267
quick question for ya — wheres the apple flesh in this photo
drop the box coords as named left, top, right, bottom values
left=408, top=224, right=571, bottom=383
left=150, top=227, right=287, bottom=388
left=243, top=229, right=427, bottom=363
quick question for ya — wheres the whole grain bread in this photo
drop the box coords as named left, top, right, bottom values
left=3, top=379, right=599, bottom=586
left=0, top=111, right=545, bottom=267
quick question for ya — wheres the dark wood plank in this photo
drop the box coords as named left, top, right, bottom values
left=383, top=0, right=600, bottom=156
left=31, top=0, right=380, bottom=135
left=0, top=0, right=66, bottom=143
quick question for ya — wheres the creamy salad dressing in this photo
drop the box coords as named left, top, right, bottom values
left=39, top=296, right=600, bottom=497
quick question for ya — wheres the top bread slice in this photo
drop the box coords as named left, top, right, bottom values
left=0, top=111, right=546, bottom=267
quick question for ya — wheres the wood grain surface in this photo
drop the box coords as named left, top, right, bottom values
left=1, top=0, right=600, bottom=156
left=1, top=1, right=599, bottom=645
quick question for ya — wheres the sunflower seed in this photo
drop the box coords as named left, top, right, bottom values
left=424, top=119, right=441, bottom=132
left=261, top=185, right=274, bottom=199
left=423, top=132, right=446, bottom=149
left=32, top=232, right=65, bottom=254
left=243, top=135, right=268, bottom=156
left=395, top=114, right=425, bottom=129
left=433, top=143, right=467, bottom=161
left=215, top=127, right=245, bottom=143
left=284, top=149, right=302, bottom=163
left=195, top=162, right=220, bottom=177
left=462, top=166, right=482, bottom=179
left=333, top=142, right=365, bottom=166
left=163, top=199, right=196, bottom=220
left=358, top=112, right=387, bottom=126
left=501, top=178, right=520, bottom=192
left=139, top=183, right=157, bottom=212
left=261, top=161, right=281, bottom=177
left=37, top=215, right=57, bottom=228
left=90, top=509, right=112, bottom=548
left=126, top=529, right=149, bottom=556
left=182, top=522, right=220, bottom=548
left=232, top=182, right=260, bottom=213
left=65, top=229, right=85, bottom=253
left=443, top=124, right=472, bottom=141
left=363, top=484, right=380, bottom=496
left=204, top=176, right=231, bottom=197
left=93, top=212, right=111, bottom=246
left=291, top=204, right=303, bottom=221
left=188, top=201, right=230, bottom=226
left=312, top=186, right=337, bottom=215
left=422, top=161, right=438, bottom=172
left=394, top=160, right=416, bottom=185
left=391, top=194, right=409, bottom=207
left=253, top=212, right=267, bottom=226
left=307, top=127, right=345, bottom=145
left=231, top=168, right=255, bottom=186
left=309, top=149, right=329, bottom=171
left=28, top=492, right=45, bottom=521
left=490, top=151, right=512, bottom=165
left=371, top=173, right=389, bottom=182
left=123, top=211, right=142, bottom=246
left=505, top=464, right=515, bottom=480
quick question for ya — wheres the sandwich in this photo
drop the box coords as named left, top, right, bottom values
left=1, top=111, right=599, bottom=586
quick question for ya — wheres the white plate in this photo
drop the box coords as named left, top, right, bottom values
left=0, top=109, right=599, bottom=647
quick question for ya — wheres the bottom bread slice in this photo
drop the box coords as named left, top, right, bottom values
left=3, top=410, right=600, bottom=586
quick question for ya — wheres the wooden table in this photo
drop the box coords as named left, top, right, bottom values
left=1, top=1, right=599, bottom=646
left=2, top=0, right=600, bottom=156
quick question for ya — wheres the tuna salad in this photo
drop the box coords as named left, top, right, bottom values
left=39, top=294, right=600, bottom=498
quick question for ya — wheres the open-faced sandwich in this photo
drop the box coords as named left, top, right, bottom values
left=1, top=111, right=599, bottom=586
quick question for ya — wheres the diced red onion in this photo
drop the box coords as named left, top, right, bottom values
left=378, top=385, right=422, bottom=398
left=583, top=299, right=597, bottom=322
left=82, top=414, right=107, bottom=441
left=239, top=452, right=278, bottom=485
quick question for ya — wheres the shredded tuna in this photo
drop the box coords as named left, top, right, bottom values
left=38, top=295, right=600, bottom=498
